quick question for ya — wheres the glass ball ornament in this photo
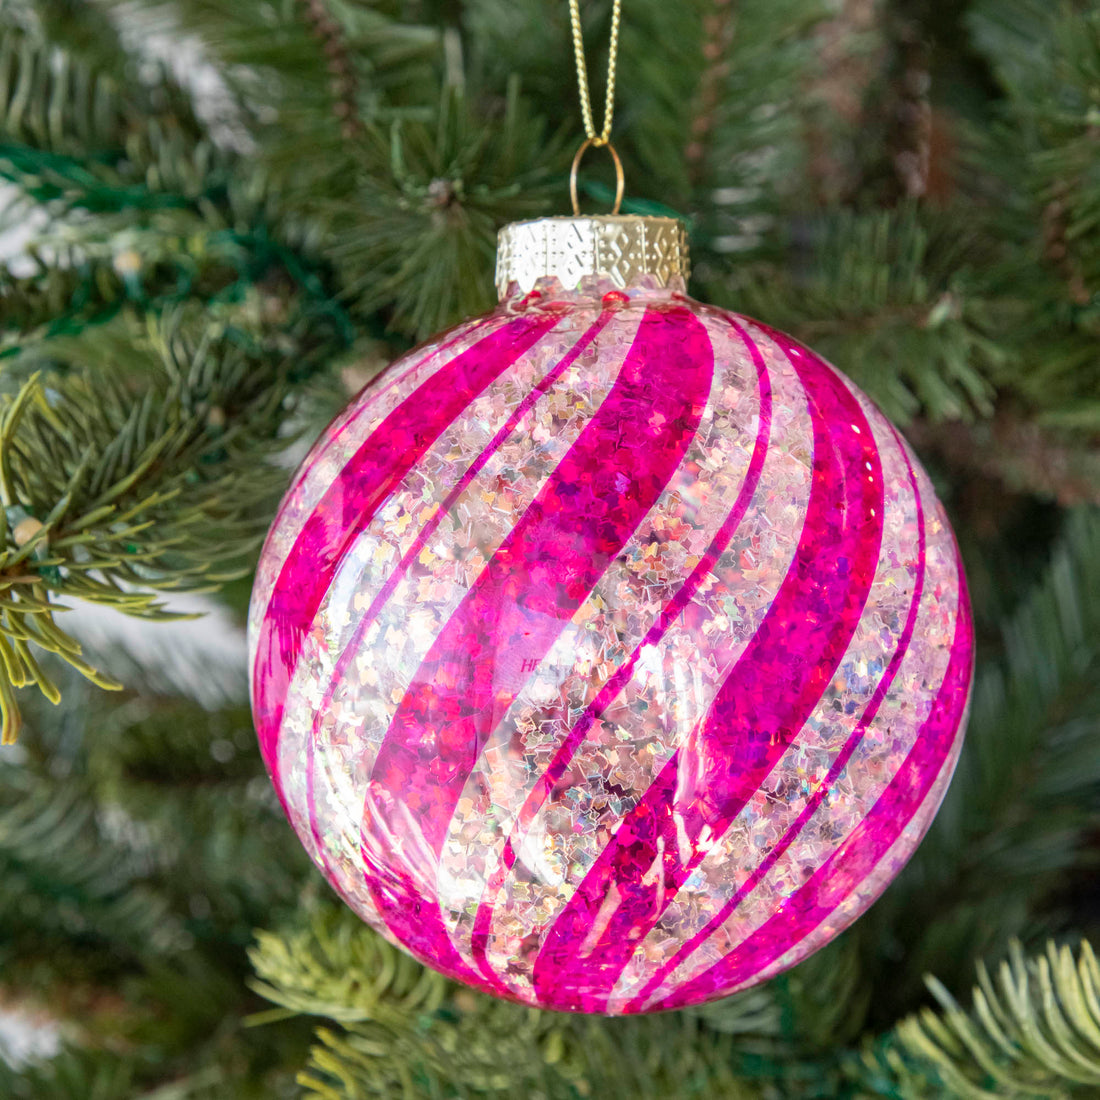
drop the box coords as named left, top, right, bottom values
left=249, top=215, right=973, bottom=1014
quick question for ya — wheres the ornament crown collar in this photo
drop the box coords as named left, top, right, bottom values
left=495, top=215, right=690, bottom=299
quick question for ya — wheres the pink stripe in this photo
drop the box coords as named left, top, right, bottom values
left=358, top=307, right=714, bottom=983
left=649, top=561, right=973, bottom=1012
left=530, top=329, right=885, bottom=1011
left=468, top=317, right=773, bottom=981
left=623, top=420, right=926, bottom=1011
left=251, top=319, right=496, bottom=636
left=300, top=312, right=615, bottom=872
left=252, top=313, right=561, bottom=781
left=284, top=320, right=495, bottom=499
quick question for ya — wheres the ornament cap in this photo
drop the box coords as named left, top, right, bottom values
left=495, top=215, right=689, bottom=299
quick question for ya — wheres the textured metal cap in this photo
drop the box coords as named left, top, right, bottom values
left=495, top=215, right=689, bottom=299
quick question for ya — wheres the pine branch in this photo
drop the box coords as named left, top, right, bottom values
left=0, top=17, right=364, bottom=352
left=30, top=0, right=133, bottom=77
left=719, top=205, right=1001, bottom=424
left=0, top=664, right=315, bottom=1095
left=0, top=739, right=176, bottom=961
left=85, top=694, right=311, bottom=919
left=0, top=318, right=335, bottom=739
left=942, top=2, right=1100, bottom=427
left=682, top=0, right=738, bottom=184
left=248, top=908, right=448, bottom=1027
left=0, top=22, right=133, bottom=157
left=906, top=414, right=1100, bottom=509
left=0, top=239, right=265, bottom=355
left=56, top=589, right=247, bottom=709
left=462, top=0, right=822, bottom=236
left=0, top=23, right=230, bottom=210
left=297, top=0, right=364, bottom=139
left=250, top=906, right=770, bottom=1100
left=0, top=1044, right=137, bottom=1100
left=678, top=0, right=824, bottom=255
left=860, top=940, right=1100, bottom=1100
left=103, top=0, right=443, bottom=143
left=323, top=83, right=568, bottom=338
left=0, top=1028, right=302, bottom=1099
left=968, top=1, right=1100, bottom=296
left=803, top=0, right=888, bottom=206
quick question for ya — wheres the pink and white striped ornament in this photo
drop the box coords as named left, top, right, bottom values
left=249, top=256, right=973, bottom=1014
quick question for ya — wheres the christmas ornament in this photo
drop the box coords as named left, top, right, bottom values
left=248, top=4, right=973, bottom=1014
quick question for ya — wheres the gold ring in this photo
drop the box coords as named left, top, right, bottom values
left=570, top=138, right=624, bottom=216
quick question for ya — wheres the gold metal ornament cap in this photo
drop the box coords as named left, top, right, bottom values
left=495, top=215, right=690, bottom=300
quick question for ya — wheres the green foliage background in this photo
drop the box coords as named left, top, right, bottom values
left=0, top=0, right=1098, bottom=1096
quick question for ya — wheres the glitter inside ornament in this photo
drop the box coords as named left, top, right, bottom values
left=249, top=216, right=973, bottom=1014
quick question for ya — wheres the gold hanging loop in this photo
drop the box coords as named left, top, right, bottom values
left=570, top=138, right=624, bottom=215
left=568, top=0, right=625, bottom=212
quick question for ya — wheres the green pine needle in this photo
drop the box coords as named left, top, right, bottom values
left=891, top=940, right=1100, bottom=1100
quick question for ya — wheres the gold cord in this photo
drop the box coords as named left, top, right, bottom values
left=569, top=0, right=622, bottom=146
left=568, top=0, right=624, bottom=214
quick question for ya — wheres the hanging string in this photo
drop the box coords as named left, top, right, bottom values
left=567, top=0, right=625, bottom=214
left=569, top=0, right=622, bottom=146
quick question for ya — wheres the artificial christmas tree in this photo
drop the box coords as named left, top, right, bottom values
left=0, top=0, right=1098, bottom=1095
